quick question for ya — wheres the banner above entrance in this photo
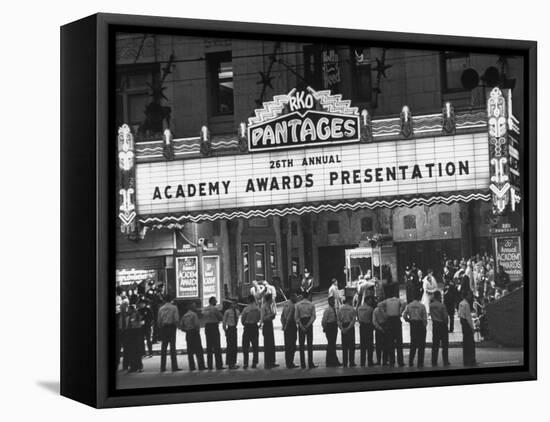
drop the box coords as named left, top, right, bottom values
left=135, top=132, right=490, bottom=223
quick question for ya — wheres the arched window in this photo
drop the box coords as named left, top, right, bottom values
left=403, top=214, right=416, bottom=230
left=361, top=216, right=373, bottom=232
left=327, top=220, right=340, bottom=234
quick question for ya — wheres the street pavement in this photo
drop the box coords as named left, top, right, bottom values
left=116, top=347, right=524, bottom=390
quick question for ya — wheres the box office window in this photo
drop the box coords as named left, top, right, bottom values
left=403, top=214, right=417, bottom=230
left=242, top=244, right=250, bottom=285
left=440, top=52, right=470, bottom=93
left=439, top=212, right=452, bottom=228
left=254, top=244, right=266, bottom=281
left=361, top=216, right=373, bottom=233
left=207, top=51, right=234, bottom=116
left=328, top=220, right=340, bottom=234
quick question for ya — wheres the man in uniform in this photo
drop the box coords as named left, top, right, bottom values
left=358, top=295, right=376, bottom=367
left=338, top=296, right=357, bottom=367
left=137, top=299, right=154, bottom=358
left=280, top=292, right=298, bottom=368
left=202, top=296, right=225, bottom=370
left=179, top=302, right=206, bottom=371
left=321, top=296, right=341, bottom=367
left=157, top=294, right=181, bottom=372
left=443, top=266, right=458, bottom=332
left=222, top=299, right=240, bottom=369
left=261, top=293, right=279, bottom=369
left=430, top=290, right=450, bottom=366
left=372, top=301, right=388, bottom=365
left=295, top=291, right=317, bottom=369
left=240, top=294, right=261, bottom=369
left=328, top=278, right=342, bottom=310
left=402, top=292, right=427, bottom=368
left=404, top=266, right=416, bottom=304
left=379, top=292, right=406, bottom=367
left=300, top=268, right=314, bottom=296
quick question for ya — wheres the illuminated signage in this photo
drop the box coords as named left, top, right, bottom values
left=247, top=87, right=360, bottom=152
left=135, top=132, right=490, bottom=217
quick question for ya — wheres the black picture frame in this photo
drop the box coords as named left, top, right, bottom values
left=60, top=12, right=537, bottom=408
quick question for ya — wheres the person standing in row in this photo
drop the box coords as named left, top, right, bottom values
left=328, top=278, right=342, bottom=310
left=402, top=292, right=427, bottom=368
left=321, top=296, right=341, bottom=367
left=125, top=304, right=145, bottom=372
left=137, top=299, right=154, bottom=358
left=157, top=294, right=181, bottom=372
left=295, top=292, right=317, bottom=369
left=458, top=289, right=477, bottom=366
left=203, top=297, right=225, bottom=370
left=180, top=302, right=206, bottom=371
left=372, top=301, right=388, bottom=365
left=379, top=292, right=405, bottom=367
left=338, top=296, right=357, bottom=368
left=443, top=266, right=458, bottom=333
left=358, top=296, right=376, bottom=367
left=261, top=293, right=279, bottom=369
left=223, top=299, right=240, bottom=369
left=241, top=294, right=261, bottom=369
left=280, top=293, right=298, bottom=368
left=429, top=291, right=450, bottom=367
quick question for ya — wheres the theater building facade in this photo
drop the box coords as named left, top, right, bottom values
left=115, top=34, right=524, bottom=304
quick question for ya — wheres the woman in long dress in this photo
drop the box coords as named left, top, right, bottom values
left=421, top=269, right=438, bottom=315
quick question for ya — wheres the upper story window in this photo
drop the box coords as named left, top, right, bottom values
left=439, top=212, right=452, bottom=228
left=207, top=51, right=234, bottom=116
left=303, top=45, right=341, bottom=92
left=403, top=215, right=417, bottom=230
left=327, top=220, right=340, bottom=235
left=351, top=47, right=372, bottom=103
left=440, top=52, right=470, bottom=93
left=116, top=63, right=161, bottom=130
left=361, top=216, right=373, bottom=233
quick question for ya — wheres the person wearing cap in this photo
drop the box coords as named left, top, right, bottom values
left=157, top=294, right=181, bottom=372
left=328, top=278, right=342, bottom=310
left=202, top=296, right=225, bottom=370
left=295, top=291, right=317, bottom=369
left=379, top=292, right=406, bottom=367
left=179, top=302, right=206, bottom=371
left=222, top=299, right=240, bottom=369
left=358, top=295, right=376, bottom=367
left=241, top=294, right=261, bottom=368
left=261, top=293, right=279, bottom=369
left=443, top=265, right=458, bottom=332
left=404, top=265, right=416, bottom=304
left=372, top=301, right=388, bottom=365
left=281, top=292, right=298, bottom=368
left=321, top=296, right=341, bottom=367
left=402, top=291, right=428, bottom=368
left=338, top=295, right=357, bottom=367
left=429, top=291, right=450, bottom=366
left=137, top=299, right=154, bottom=357
left=300, top=268, right=314, bottom=296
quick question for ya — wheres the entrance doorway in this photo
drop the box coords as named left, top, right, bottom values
left=396, top=239, right=461, bottom=281
left=318, top=245, right=356, bottom=290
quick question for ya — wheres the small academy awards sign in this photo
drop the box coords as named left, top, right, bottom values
left=247, top=87, right=361, bottom=152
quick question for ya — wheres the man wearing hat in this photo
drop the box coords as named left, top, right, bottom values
left=137, top=298, right=154, bottom=357
left=404, top=265, right=416, bottom=304
left=300, top=268, right=314, bottom=297
left=295, top=291, right=317, bottom=369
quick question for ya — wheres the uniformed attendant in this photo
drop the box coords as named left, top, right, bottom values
left=328, top=278, right=342, bottom=310
left=295, top=292, right=317, bottom=369
left=430, top=291, right=450, bottom=366
left=404, top=266, right=416, bottom=304
left=222, top=299, right=240, bottom=369
left=300, top=268, right=314, bottom=296
left=280, top=292, right=298, bottom=368
left=402, top=292, right=427, bottom=368
left=202, top=296, right=225, bottom=370
left=372, top=302, right=388, bottom=365
left=358, top=296, right=376, bottom=367
left=338, top=296, right=357, bottom=367
left=321, top=296, right=341, bottom=367
left=261, top=293, right=279, bottom=369
left=240, top=294, right=261, bottom=369
left=179, top=302, right=206, bottom=371
left=379, top=293, right=406, bottom=367
left=443, top=266, right=458, bottom=332
left=157, top=294, right=181, bottom=372
left=458, top=289, right=476, bottom=366
left=137, top=299, right=154, bottom=357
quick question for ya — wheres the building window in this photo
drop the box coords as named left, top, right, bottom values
left=116, top=63, right=161, bottom=129
left=361, top=216, right=373, bottom=233
left=254, top=244, right=266, bottom=281
left=303, top=45, right=323, bottom=90
left=403, top=215, right=416, bottom=230
left=351, top=47, right=372, bottom=103
left=328, top=220, right=340, bottom=234
left=440, top=52, right=470, bottom=93
left=242, top=244, right=250, bottom=285
left=212, top=220, right=221, bottom=237
left=207, top=51, right=234, bottom=116
left=439, top=212, right=452, bottom=228
left=248, top=218, right=269, bottom=228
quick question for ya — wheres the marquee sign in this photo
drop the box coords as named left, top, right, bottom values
left=135, top=132, right=490, bottom=222
left=247, top=87, right=360, bottom=152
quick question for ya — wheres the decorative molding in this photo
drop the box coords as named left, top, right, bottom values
left=117, top=124, right=137, bottom=234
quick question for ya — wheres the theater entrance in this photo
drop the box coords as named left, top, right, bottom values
left=318, top=245, right=356, bottom=290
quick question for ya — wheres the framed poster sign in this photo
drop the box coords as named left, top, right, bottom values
left=61, top=13, right=537, bottom=408
left=176, top=256, right=199, bottom=298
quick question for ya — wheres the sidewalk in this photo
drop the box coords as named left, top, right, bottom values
left=148, top=291, right=479, bottom=354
